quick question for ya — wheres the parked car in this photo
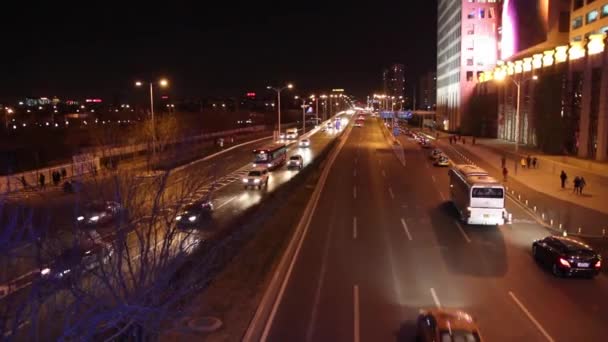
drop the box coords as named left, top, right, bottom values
left=532, top=236, right=601, bottom=278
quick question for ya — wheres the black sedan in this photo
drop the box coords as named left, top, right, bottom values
left=532, top=236, right=601, bottom=278
left=76, top=201, right=124, bottom=227
left=40, top=242, right=112, bottom=284
left=175, top=200, right=214, bottom=229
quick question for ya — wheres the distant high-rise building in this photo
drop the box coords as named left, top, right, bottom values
left=418, top=71, right=437, bottom=110
left=382, top=64, right=405, bottom=99
left=436, top=0, right=501, bottom=131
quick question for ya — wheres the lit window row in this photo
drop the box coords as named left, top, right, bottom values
left=572, top=4, right=608, bottom=30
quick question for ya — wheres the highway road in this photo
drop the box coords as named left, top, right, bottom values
left=264, top=117, right=608, bottom=341
left=1, top=117, right=349, bottom=339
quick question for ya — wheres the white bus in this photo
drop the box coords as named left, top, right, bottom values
left=448, top=164, right=508, bottom=226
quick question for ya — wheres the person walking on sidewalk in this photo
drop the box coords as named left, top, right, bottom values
left=526, top=155, right=532, bottom=169
left=579, top=177, right=587, bottom=195
left=560, top=170, right=567, bottom=189
left=502, top=167, right=509, bottom=182
left=472, top=137, right=476, bottom=145
left=501, top=155, right=506, bottom=169
left=20, top=175, right=28, bottom=189
left=532, top=157, right=538, bottom=169
left=573, top=176, right=581, bottom=194
left=520, top=157, right=527, bottom=169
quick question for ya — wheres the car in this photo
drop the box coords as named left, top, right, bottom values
left=434, top=155, right=450, bottom=167
left=175, top=200, right=214, bottom=229
left=76, top=201, right=123, bottom=227
left=299, top=139, right=310, bottom=148
left=243, top=167, right=269, bottom=189
left=287, top=155, right=304, bottom=169
left=40, top=241, right=113, bottom=284
left=417, top=308, right=482, bottom=342
left=354, top=120, right=364, bottom=127
left=429, top=149, right=443, bottom=160
left=532, top=236, right=601, bottom=278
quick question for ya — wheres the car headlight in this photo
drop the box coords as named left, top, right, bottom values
left=254, top=179, right=260, bottom=183
left=267, top=163, right=272, bottom=167
left=62, top=269, right=71, bottom=275
left=77, top=216, right=84, bottom=222
left=243, top=178, right=248, bottom=183
left=41, top=268, right=51, bottom=276
left=176, top=215, right=182, bottom=221
left=188, top=215, right=197, bottom=222
left=90, top=215, right=100, bottom=222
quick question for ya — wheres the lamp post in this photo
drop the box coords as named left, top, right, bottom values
left=136, top=78, right=168, bottom=155
left=496, top=73, right=538, bottom=152
left=267, top=83, right=294, bottom=139
left=320, top=95, right=328, bottom=121
left=310, top=95, right=319, bottom=125
left=295, top=96, right=310, bottom=134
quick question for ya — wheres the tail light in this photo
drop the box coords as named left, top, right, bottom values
left=559, top=258, right=571, bottom=268
left=595, top=260, right=601, bottom=269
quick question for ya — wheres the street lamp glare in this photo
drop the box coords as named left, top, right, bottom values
left=532, top=75, right=539, bottom=80
left=159, top=79, right=169, bottom=87
left=267, top=86, right=272, bottom=90
left=287, top=83, right=293, bottom=89
left=294, top=95, right=300, bottom=99
left=135, top=81, right=143, bottom=87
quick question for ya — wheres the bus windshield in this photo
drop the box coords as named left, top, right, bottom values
left=472, top=187, right=503, bottom=198
left=255, top=152, right=269, bottom=162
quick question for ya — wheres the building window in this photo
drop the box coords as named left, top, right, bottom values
left=466, top=58, right=474, bottom=66
left=572, top=16, right=583, bottom=29
left=573, top=0, right=584, bottom=10
left=587, top=10, right=599, bottom=24
left=488, top=8, right=494, bottom=19
left=602, top=4, right=608, bottom=18
left=602, top=26, right=608, bottom=34
left=468, top=10, right=476, bottom=19
left=573, top=35, right=583, bottom=41
left=479, top=9, right=485, bottom=19
left=466, top=25, right=475, bottom=35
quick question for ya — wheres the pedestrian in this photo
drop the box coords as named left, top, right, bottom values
left=520, top=157, right=527, bottom=169
left=462, top=138, right=466, bottom=145
left=39, top=173, right=45, bottom=189
left=20, top=175, right=28, bottom=188
left=526, top=155, right=532, bottom=169
left=501, top=155, right=507, bottom=169
left=61, top=168, right=67, bottom=179
left=502, top=167, right=509, bottom=182
left=472, top=137, right=476, bottom=145
left=532, top=157, right=538, bottom=169
left=573, top=176, right=581, bottom=194
left=560, top=170, right=567, bottom=189
left=579, top=177, right=586, bottom=195
left=449, top=136, right=453, bottom=144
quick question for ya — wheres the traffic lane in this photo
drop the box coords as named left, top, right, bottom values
left=428, top=143, right=608, bottom=340
left=265, top=126, right=358, bottom=341
left=376, top=132, right=543, bottom=341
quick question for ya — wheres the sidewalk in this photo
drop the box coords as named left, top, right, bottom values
left=441, top=136, right=608, bottom=216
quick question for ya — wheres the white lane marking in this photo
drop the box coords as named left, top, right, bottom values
left=388, top=187, right=395, bottom=199
left=509, top=291, right=555, bottom=342
left=430, top=288, right=441, bottom=308
left=354, top=285, right=360, bottom=342
left=400, top=218, right=413, bottom=241
left=432, top=175, right=436, bottom=183
left=454, top=221, right=472, bottom=243
left=216, top=195, right=237, bottom=210
left=353, top=217, right=358, bottom=239
left=353, top=186, right=357, bottom=199
left=439, top=191, right=446, bottom=201
left=353, top=169, right=357, bottom=177
left=382, top=170, right=386, bottom=178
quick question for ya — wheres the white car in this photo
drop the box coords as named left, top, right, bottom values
left=299, top=139, right=310, bottom=148
left=243, top=167, right=269, bottom=189
left=287, top=155, right=304, bottom=169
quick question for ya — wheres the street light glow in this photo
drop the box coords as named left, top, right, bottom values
left=159, top=79, right=169, bottom=87
left=135, top=81, right=143, bottom=87
left=287, top=83, right=293, bottom=89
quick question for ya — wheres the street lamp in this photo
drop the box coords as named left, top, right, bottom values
left=495, top=73, right=538, bottom=152
left=310, top=95, right=319, bottom=125
left=135, top=78, right=169, bottom=155
left=295, top=96, right=310, bottom=133
left=266, top=83, right=293, bottom=139
left=320, top=95, right=328, bottom=120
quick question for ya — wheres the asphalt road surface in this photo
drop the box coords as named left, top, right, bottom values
left=265, top=118, right=608, bottom=342
left=1, top=118, right=348, bottom=339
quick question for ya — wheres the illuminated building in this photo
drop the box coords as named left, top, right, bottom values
left=474, top=0, right=608, bottom=161
left=418, top=71, right=437, bottom=110
left=382, top=64, right=405, bottom=99
left=570, top=0, right=608, bottom=42
left=436, top=0, right=501, bottom=132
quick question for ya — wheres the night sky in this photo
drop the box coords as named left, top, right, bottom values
left=2, top=1, right=437, bottom=101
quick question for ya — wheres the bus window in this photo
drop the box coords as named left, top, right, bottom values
left=255, top=152, right=269, bottom=163
left=471, top=188, right=503, bottom=198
